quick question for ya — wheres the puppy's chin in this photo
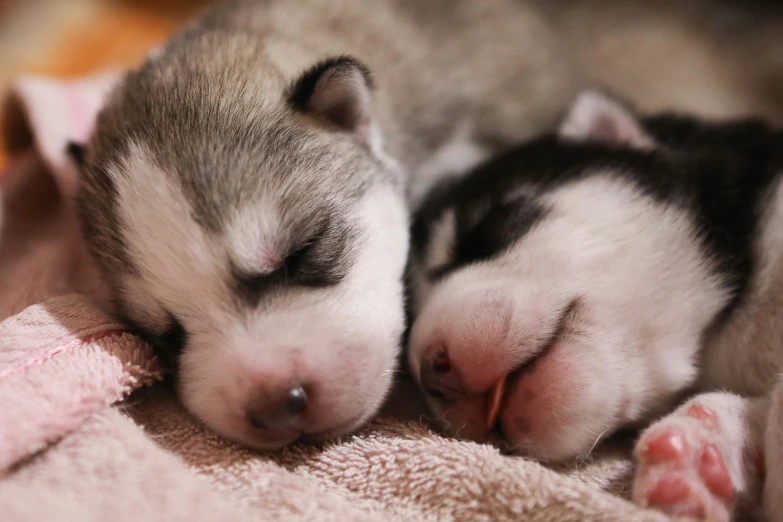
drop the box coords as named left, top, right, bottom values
left=214, top=422, right=303, bottom=451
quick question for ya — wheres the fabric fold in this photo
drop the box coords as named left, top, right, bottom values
left=0, top=295, right=160, bottom=474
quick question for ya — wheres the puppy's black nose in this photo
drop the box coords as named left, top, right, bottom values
left=286, top=386, right=308, bottom=415
left=246, top=386, right=308, bottom=431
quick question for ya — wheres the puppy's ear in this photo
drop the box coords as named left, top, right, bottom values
left=66, top=141, right=86, bottom=168
left=558, top=90, right=654, bottom=149
left=289, top=56, right=375, bottom=143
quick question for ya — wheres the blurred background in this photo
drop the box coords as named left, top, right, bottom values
left=0, top=0, right=214, bottom=165
left=1, top=0, right=782, bottom=168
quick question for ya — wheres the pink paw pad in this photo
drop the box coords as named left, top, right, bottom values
left=699, top=444, right=734, bottom=503
left=686, top=404, right=720, bottom=430
left=646, top=475, right=691, bottom=506
left=639, top=429, right=688, bottom=465
left=634, top=405, right=736, bottom=522
left=646, top=475, right=708, bottom=519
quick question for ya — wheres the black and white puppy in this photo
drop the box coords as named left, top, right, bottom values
left=408, top=91, right=783, bottom=521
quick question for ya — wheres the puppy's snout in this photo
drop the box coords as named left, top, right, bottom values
left=420, top=343, right=465, bottom=400
left=419, top=340, right=512, bottom=434
left=245, top=385, right=309, bottom=431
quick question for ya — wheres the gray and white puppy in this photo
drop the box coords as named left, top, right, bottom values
left=71, top=0, right=783, bottom=452
left=407, top=91, right=783, bottom=521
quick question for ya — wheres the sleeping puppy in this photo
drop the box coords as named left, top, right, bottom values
left=407, top=91, right=783, bottom=521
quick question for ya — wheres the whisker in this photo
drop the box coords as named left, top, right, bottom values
left=583, top=429, right=609, bottom=460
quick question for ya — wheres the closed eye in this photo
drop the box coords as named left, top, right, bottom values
left=426, top=263, right=455, bottom=281
left=235, top=234, right=319, bottom=287
left=233, top=222, right=355, bottom=305
left=279, top=237, right=319, bottom=281
left=131, top=312, right=187, bottom=372
left=452, top=198, right=547, bottom=270
left=420, top=197, right=547, bottom=282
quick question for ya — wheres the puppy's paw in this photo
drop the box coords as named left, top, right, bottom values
left=633, top=400, right=743, bottom=522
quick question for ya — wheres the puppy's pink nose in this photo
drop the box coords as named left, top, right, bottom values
left=246, top=385, right=308, bottom=431
left=419, top=341, right=511, bottom=430
left=419, top=343, right=466, bottom=400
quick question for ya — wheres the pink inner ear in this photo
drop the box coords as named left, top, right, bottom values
left=588, top=106, right=648, bottom=147
left=591, top=114, right=622, bottom=143
left=560, top=90, right=654, bottom=150
left=61, top=83, right=91, bottom=146
left=309, top=68, right=372, bottom=140
left=4, top=71, right=123, bottom=199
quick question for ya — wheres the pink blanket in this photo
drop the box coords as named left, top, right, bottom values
left=0, top=71, right=672, bottom=521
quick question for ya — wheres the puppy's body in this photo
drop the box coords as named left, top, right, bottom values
left=407, top=92, right=783, bottom=520
left=76, top=0, right=783, bottom=451
left=534, top=0, right=783, bottom=122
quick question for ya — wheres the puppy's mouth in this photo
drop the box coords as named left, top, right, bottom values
left=242, top=425, right=303, bottom=448
left=299, top=415, right=369, bottom=444
left=485, top=298, right=582, bottom=434
left=245, top=413, right=369, bottom=448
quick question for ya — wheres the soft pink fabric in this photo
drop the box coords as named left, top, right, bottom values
left=0, top=296, right=160, bottom=474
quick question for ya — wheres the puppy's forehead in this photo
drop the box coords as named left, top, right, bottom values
left=141, top=123, right=365, bottom=233
left=93, top=60, right=371, bottom=234
left=114, top=138, right=355, bottom=239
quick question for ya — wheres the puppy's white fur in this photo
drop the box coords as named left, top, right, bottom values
left=112, top=144, right=407, bottom=447
left=410, top=174, right=727, bottom=460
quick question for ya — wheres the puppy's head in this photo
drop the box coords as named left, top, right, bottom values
left=75, top=51, right=408, bottom=449
left=407, top=91, right=758, bottom=461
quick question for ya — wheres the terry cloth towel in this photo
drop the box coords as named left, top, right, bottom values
left=0, top=71, right=674, bottom=522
